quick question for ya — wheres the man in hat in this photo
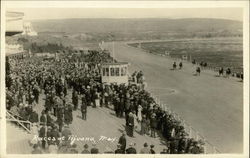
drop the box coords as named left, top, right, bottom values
left=81, top=144, right=90, bottom=154
left=178, top=133, right=188, bottom=153
left=125, top=143, right=137, bottom=154
left=33, top=84, right=40, bottom=104
left=90, top=143, right=99, bottom=154
left=64, top=105, right=71, bottom=125
left=150, top=144, right=155, bottom=154
left=69, top=143, right=78, bottom=153
left=190, top=141, right=200, bottom=154
left=72, top=89, right=78, bottom=110
left=141, top=115, right=147, bottom=136
left=118, top=132, right=127, bottom=153
left=115, top=144, right=124, bottom=154
left=40, top=110, right=47, bottom=125
left=81, top=94, right=87, bottom=120
left=50, top=126, right=60, bottom=145
left=62, top=125, right=72, bottom=141
left=39, top=123, right=46, bottom=149
left=57, top=106, right=64, bottom=132
left=46, top=111, right=53, bottom=127
left=150, top=113, right=157, bottom=138
left=170, top=137, right=179, bottom=154
left=140, top=142, right=151, bottom=154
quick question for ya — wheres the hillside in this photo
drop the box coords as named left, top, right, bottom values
left=31, top=18, right=242, bottom=35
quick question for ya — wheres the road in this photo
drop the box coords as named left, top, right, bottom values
left=103, top=41, right=243, bottom=153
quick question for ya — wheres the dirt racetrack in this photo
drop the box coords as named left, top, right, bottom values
left=103, top=42, right=243, bottom=153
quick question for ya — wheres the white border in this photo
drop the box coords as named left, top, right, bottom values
left=0, top=1, right=249, bottom=158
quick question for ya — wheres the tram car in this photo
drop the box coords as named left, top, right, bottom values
left=101, top=62, right=129, bottom=85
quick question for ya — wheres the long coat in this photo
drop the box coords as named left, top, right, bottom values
left=118, top=136, right=126, bottom=152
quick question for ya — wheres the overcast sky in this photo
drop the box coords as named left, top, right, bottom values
left=8, top=8, right=243, bottom=21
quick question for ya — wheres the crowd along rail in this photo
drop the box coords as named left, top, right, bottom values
left=150, top=92, right=221, bottom=154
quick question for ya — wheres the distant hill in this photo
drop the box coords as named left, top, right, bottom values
left=31, top=18, right=242, bottom=34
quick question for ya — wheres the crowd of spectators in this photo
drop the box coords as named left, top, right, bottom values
left=6, top=49, right=205, bottom=154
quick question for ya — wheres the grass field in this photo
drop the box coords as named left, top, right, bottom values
left=128, top=37, right=243, bottom=73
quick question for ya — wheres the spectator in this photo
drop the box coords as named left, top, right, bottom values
left=115, top=144, right=124, bottom=154
left=81, top=144, right=90, bottom=154
left=150, top=145, right=155, bottom=154
left=140, top=143, right=151, bottom=154
left=118, top=132, right=126, bottom=153
left=126, top=143, right=137, bottom=154
left=90, top=143, right=99, bottom=154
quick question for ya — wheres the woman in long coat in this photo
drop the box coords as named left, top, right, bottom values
left=127, top=112, right=134, bottom=137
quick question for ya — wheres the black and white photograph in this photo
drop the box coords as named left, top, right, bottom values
left=0, top=1, right=249, bottom=158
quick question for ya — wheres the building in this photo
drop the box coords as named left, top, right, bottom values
left=22, top=22, right=37, bottom=36
left=5, top=11, right=26, bottom=58
left=101, top=62, right=129, bottom=85
left=6, top=11, right=24, bottom=36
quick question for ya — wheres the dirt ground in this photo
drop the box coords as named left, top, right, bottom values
left=103, top=42, right=243, bottom=153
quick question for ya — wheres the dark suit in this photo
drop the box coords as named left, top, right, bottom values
left=90, top=148, right=99, bottom=154
left=127, top=115, right=134, bottom=137
left=39, top=126, right=46, bottom=149
left=29, top=112, right=39, bottom=123
left=118, top=136, right=126, bottom=153
left=126, top=147, right=137, bottom=154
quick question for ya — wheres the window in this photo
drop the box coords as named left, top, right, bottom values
left=106, top=68, right=109, bottom=76
left=102, top=68, right=106, bottom=76
left=115, top=67, right=120, bottom=76
left=121, top=67, right=126, bottom=76
left=121, top=67, right=124, bottom=76
left=111, top=68, right=115, bottom=76
left=123, top=67, right=127, bottom=76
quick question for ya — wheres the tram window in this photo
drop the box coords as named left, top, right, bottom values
left=124, top=67, right=127, bottom=76
left=121, top=67, right=124, bottom=76
left=106, top=68, right=109, bottom=76
left=111, top=68, right=115, bottom=76
left=102, top=68, right=106, bottom=76
left=115, top=68, right=120, bottom=76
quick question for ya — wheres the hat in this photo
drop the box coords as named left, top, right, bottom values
left=84, top=144, right=89, bottom=148
left=143, top=143, right=148, bottom=147
left=72, top=143, right=77, bottom=148
left=122, top=131, right=126, bottom=135
left=150, top=145, right=154, bottom=148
